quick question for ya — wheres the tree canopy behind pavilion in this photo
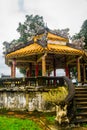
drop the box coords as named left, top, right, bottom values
left=72, top=19, right=87, bottom=49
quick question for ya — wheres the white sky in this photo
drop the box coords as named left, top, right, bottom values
left=0, top=0, right=87, bottom=77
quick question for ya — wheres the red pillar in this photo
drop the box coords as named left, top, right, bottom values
left=65, top=56, right=69, bottom=77
left=53, top=59, right=56, bottom=76
left=53, top=58, right=56, bottom=86
left=12, top=59, right=16, bottom=78
left=29, top=63, right=32, bottom=77
left=11, top=64, right=13, bottom=77
left=35, top=63, right=39, bottom=77
left=48, top=66, right=50, bottom=76
left=26, top=68, right=30, bottom=77
left=65, top=65, right=69, bottom=77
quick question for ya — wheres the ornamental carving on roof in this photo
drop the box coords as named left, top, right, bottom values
left=37, top=30, right=48, bottom=48
left=71, top=37, right=85, bottom=49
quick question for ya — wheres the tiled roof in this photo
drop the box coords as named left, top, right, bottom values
left=47, top=44, right=84, bottom=55
left=6, top=43, right=84, bottom=59
left=6, top=43, right=44, bottom=59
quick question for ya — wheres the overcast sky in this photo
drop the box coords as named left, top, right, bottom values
left=0, top=0, right=87, bottom=77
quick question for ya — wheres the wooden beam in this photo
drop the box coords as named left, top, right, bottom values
left=12, top=60, right=35, bottom=63
left=77, top=56, right=82, bottom=82
left=42, top=54, right=47, bottom=76
left=37, top=53, right=47, bottom=63
left=16, top=60, right=35, bottom=63
left=12, top=59, right=16, bottom=78
left=67, top=59, right=76, bottom=64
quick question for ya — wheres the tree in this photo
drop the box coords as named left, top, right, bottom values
left=17, top=15, right=45, bottom=43
left=72, top=19, right=87, bottom=48
left=80, top=20, right=87, bottom=47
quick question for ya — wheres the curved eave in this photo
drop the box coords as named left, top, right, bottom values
left=34, top=32, right=69, bottom=42
left=6, top=43, right=84, bottom=59
left=47, top=44, right=84, bottom=55
left=6, top=43, right=44, bottom=59
left=47, top=32, right=69, bottom=42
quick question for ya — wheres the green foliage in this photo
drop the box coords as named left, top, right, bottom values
left=0, top=116, right=41, bottom=130
left=46, top=115, right=55, bottom=124
left=17, top=15, right=45, bottom=43
left=19, top=68, right=26, bottom=76
left=81, top=123, right=87, bottom=127
left=72, top=19, right=87, bottom=48
left=43, top=86, right=68, bottom=105
left=80, top=20, right=87, bottom=48
left=72, top=32, right=81, bottom=41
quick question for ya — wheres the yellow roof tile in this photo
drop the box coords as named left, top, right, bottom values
left=47, top=44, right=84, bottom=55
left=6, top=43, right=44, bottom=59
left=47, top=32, right=69, bottom=42
left=6, top=43, right=84, bottom=59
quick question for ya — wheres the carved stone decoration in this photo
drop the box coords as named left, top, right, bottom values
left=51, top=28, right=69, bottom=38
left=3, top=41, right=10, bottom=54
left=37, top=30, right=48, bottom=48
left=55, top=104, right=69, bottom=125
left=72, top=37, right=85, bottom=49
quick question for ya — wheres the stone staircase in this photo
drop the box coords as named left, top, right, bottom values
left=74, top=86, right=87, bottom=123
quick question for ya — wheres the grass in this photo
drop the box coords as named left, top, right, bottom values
left=81, top=123, right=87, bottom=127
left=0, top=116, right=41, bottom=130
left=46, top=115, right=55, bottom=124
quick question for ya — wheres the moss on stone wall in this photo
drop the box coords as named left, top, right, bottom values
left=42, top=86, right=68, bottom=104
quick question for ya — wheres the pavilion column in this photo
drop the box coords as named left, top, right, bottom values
left=77, top=57, right=81, bottom=83
left=26, top=68, right=29, bottom=77
left=83, top=64, right=86, bottom=82
left=48, top=66, right=50, bottom=76
left=12, top=59, right=16, bottom=78
left=65, top=65, right=69, bottom=78
left=53, top=58, right=56, bottom=77
left=11, top=64, right=13, bottom=77
left=42, top=54, right=46, bottom=76
left=29, top=63, right=32, bottom=77
left=47, top=66, right=50, bottom=86
left=35, top=63, right=39, bottom=77
left=26, top=63, right=32, bottom=77
left=65, top=56, right=69, bottom=78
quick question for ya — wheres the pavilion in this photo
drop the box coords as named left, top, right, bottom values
left=5, top=28, right=87, bottom=84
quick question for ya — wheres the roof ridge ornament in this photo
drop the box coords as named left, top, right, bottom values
left=37, top=29, right=48, bottom=48
left=71, top=37, right=85, bottom=50
left=49, top=28, right=69, bottom=39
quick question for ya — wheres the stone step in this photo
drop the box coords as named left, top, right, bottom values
left=75, top=91, right=87, bottom=94
left=76, top=101, right=87, bottom=105
left=75, top=94, right=87, bottom=97
left=73, top=118, right=87, bottom=123
left=74, top=87, right=87, bottom=123
left=77, top=106, right=87, bottom=110
left=76, top=112, right=87, bottom=116
left=75, top=86, right=87, bottom=90
left=75, top=98, right=87, bottom=101
left=75, top=87, right=87, bottom=90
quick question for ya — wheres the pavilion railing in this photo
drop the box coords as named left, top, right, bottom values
left=0, top=76, right=65, bottom=88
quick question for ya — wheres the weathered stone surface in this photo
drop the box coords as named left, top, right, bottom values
left=0, top=88, right=53, bottom=111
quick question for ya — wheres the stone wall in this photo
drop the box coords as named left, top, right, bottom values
left=0, top=88, right=55, bottom=112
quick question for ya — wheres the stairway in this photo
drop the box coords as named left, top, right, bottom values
left=74, top=86, right=87, bottom=123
